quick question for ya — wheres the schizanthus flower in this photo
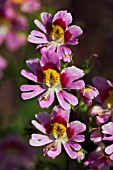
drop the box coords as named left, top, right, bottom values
left=28, top=10, right=83, bottom=62
left=92, top=76, right=113, bottom=108
left=84, top=143, right=113, bottom=170
left=20, top=50, right=85, bottom=110
left=90, top=128, right=104, bottom=144
left=102, top=122, right=113, bottom=161
left=89, top=105, right=112, bottom=125
left=29, top=105, right=86, bottom=159
left=80, top=86, right=99, bottom=106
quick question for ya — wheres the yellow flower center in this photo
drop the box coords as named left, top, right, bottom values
left=107, top=90, right=113, bottom=108
left=51, top=123, right=66, bottom=139
left=51, top=25, right=64, bottom=44
left=98, top=112, right=103, bottom=116
left=84, top=88, right=91, bottom=93
left=11, top=0, right=24, bottom=4
left=43, top=69, right=60, bottom=88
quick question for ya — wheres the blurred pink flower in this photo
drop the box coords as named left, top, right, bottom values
left=21, top=0, right=41, bottom=13
left=0, top=135, right=35, bottom=170
left=10, top=0, right=41, bottom=13
left=0, top=2, right=27, bottom=51
left=29, top=105, right=86, bottom=159
left=0, top=55, right=7, bottom=79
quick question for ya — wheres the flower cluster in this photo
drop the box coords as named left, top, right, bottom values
left=20, top=10, right=100, bottom=161
left=20, top=10, right=113, bottom=169
left=86, top=77, right=113, bottom=169
left=0, top=0, right=41, bottom=51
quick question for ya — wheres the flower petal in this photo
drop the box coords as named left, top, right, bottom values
left=102, top=122, right=113, bottom=135
left=41, top=50, right=60, bottom=70
left=96, top=113, right=111, bottom=126
left=63, top=142, right=78, bottom=159
left=69, top=121, right=86, bottom=137
left=56, top=91, right=70, bottom=110
left=90, top=129, right=104, bottom=143
left=67, top=25, right=83, bottom=38
left=53, top=10, right=72, bottom=27
left=57, top=46, right=72, bottom=63
left=90, top=105, right=104, bottom=117
left=44, top=141, right=62, bottom=159
left=28, top=35, right=49, bottom=44
left=65, top=25, right=82, bottom=45
left=29, top=134, right=53, bottom=146
left=26, top=58, right=43, bottom=82
left=31, top=30, right=47, bottom=39
left=41, top=12, right=52, bottom=26
left=61, top=66, right=84, bottom=88
left=26, top=58, right=40, bottom=74
left=67, top=80, right=85, bottom=90
left=110, top=154, right=113, bottom=160
left=73, top=135, right=85, bottom=142
left=36, top=112, right=51, bottom=126
left=92, top=76, right=109, bottom=103
left=31, top=120, right=46, bottom=134
left=56, top=90, right=78, bottom=110
left=37, top=89, right=54, bottom=108
left=83, top=87, right=99, bottom=100
left=34, top=19, right=46, bottom=33
left=105, top=144, right=113, bottom=155
left=20, top=84, right=45, bottom=100
left=20, top=84, right=43, bottom=91
left=21, top=69, right=37, bottom=82
left=51, top=105, right=70, bottom=122
left=103, top=136, right=113, bottom=141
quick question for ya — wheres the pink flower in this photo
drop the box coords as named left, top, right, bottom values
left=89, top=105, right=112, bottom=125
left=80, top=86, right=99, bottom=106
left=90, top=128, right=104, bottom=144
left=0, top=55, right=7, bottom=79
left=21, top=0, right=41, bottom=13
left=84, top=143, right=113, bottom=170
left=92, top=77, right=113, bottom=108
left=102, top=122, right=113, bottom=160
left=29, top=105, right=86, bottom=159
left=28, top=10, right=83, bottom=62
left=10, top=0, right=41, bottom=13
left=20, top=50, right=85, bottom=110
left=0, top=3, right=27, bottom=51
